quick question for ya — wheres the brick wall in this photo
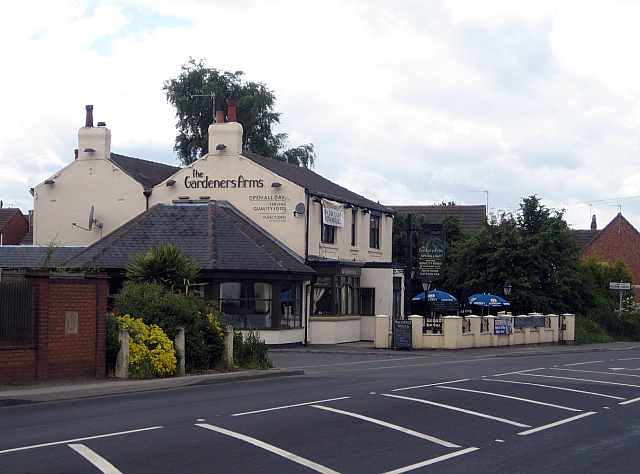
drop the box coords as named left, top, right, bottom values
left=582, top=214, right=640, bottom=289
left=0, top=271, right=109, bottom=383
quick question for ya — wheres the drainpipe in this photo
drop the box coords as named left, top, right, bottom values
left=304, top=191, right=310, bottom=346
left=143, top=188, right=152, bottom=209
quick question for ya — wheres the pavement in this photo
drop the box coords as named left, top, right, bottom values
left=2, top=341, right=640, bottom=406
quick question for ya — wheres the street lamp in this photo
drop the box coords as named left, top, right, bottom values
left=503, top=281, right=512, bottom=297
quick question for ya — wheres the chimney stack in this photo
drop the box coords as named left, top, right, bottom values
left=591, top=214, right=597, bottom=231
left=85, top=105, right=94, bottom=128
left=227, top=99, right=237, bottom=122
left=215, top=110, right=224, bottom=123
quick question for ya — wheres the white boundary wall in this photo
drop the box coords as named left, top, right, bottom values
left=374, top=313, right=576, bottom=350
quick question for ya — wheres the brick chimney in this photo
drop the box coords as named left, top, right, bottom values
left=77, top=105, right=111, bottom=160
left=591, top=215, right=597, bottom=231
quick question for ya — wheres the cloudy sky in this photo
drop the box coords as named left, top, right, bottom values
left=2, top=0, right=640, bottom=230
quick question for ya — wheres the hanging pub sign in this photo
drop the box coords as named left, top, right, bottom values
left=417, top=227, right=446, bottom=282
left=322, top=199, right=345, bottom=227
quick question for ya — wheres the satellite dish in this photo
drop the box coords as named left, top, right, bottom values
left=88, top=205, right=95, bottom=230
left=295, top=203, right=306, bottom=215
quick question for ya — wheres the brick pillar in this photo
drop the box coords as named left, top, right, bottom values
left=89, top=274, right=109, bottom=378
left=31, top=273, right=50, bottom=381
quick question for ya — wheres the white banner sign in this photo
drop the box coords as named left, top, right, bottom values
left=322, top=199, right=345, bottom=227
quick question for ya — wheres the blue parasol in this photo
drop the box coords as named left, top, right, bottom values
left=412, top=289, right=457, bottom=302
left=468, top=294, right=510, bottom=307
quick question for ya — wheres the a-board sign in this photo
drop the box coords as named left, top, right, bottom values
left=610, top=282, right=631, bottom=290
left=394, top=319, right=412, bottom=349
left=494, top=317, right=512, bottom=335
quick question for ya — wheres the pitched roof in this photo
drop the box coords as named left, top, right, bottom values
left=109, top=153, right=181, bottom=189
left=572, top=229, right=601, bottom=248
left=241, top=151, right=393, bottom=213
left=0, top=208, right=26, bottom=231
left=64, top=202, right=315, bottom=275
left=389, top=205, right=487, bottom=233
left=0, top=246, right=84, bottom=268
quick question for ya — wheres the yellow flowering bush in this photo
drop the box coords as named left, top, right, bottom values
left=116, top=314, right=177, bottom=378
left=207, top=312, right=225, bottom=340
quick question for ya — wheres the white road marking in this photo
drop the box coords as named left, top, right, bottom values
left=381, top=447, right=480, bottom=474
left=551, top=368, right=640, bottom=379
left=196, top=423, right=341, bottom=474
left=619, top=396, right=640, bottom=405
left=390, top=379, right=469, bottom=392
left=436, top=386, right=582, bottom=412
left=68, top=444, right=122, bottom=474
left=609, top=367, right=640, bottom=371
left=518, top=412, right=597, bottom=436
left=492, top=368, right=544, bottom=377
left=486, top=379, right=626, bottom=400
left=231, top=397, right=351, bottom=416
left=382, top=394, right=530, bottom=427
left=618, top=357, right=640, bottom=361
left=310, top=405, right=460, bottom=448
left=0, top=426, right=163, bottom=454
left=563, top=360, right=604, bottom=366
left=519, top=373, right=640, bottom=389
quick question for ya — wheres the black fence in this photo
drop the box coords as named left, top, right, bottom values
left=0, top=280, right=34, bottom=341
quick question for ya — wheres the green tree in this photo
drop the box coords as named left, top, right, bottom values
left=124, top=242, right=200, bottom=292
left=446, top=196, right=585, bottom=314
left=163, top=58, right=317, bottom=167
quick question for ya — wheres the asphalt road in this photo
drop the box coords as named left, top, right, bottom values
left=2, top=348, right=640, bottom=473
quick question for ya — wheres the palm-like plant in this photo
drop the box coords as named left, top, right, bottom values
left=125, top=243, right=200, bottom=292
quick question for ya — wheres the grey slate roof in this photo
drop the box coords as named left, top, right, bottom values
left=572, top=229, right=601, bottom=248
left=242, top=151, right=393, bottom=213
left=0, top=246, right=84, bottom=268
left=64, top=202, right=315, bottom=275
left=390, top=205, right=487, bottom=233
left=109, top=153, right=180, bottom=189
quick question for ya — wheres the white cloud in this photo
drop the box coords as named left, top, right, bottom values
left=2, top=0, right=640, bottom=231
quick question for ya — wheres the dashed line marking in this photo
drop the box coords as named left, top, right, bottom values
left=563, top=360, right=604, bottom=366
left=518, top=412, right=597, bottom=436
left=381, top=447, right=480, bottom=474
left=486, top=379, right=626, bottom=400
left=390, top=379, right=469, bottom=392
left=382, top=393, right=531, bottom=427
left=492, top=368, right=544, bottom=377
left=0, top=426, right=163, bottom=454
left=68, top=444, right=122, bottom=474
left=311, top=404, right=460, bottom=448
left=196, top=423, right=341, bottom=474
left=232, top=397, right=351, bottom=416
left=435, top=386, right=582, bottom=412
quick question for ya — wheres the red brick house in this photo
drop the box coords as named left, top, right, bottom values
left=581, top=213, right=640, bottom=290
left=0, top=208, right=29, bottom=245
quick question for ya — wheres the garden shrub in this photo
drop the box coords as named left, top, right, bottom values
left=113, top=281, right=225, bottom=372
left=115, top=314, right=177, bottom=378
left=105, top=312, right=121, bottom=375
left=233, top=328, right=273, bottom=369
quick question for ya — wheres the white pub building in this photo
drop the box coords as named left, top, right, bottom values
left=31, top=104, right=403, bottom=345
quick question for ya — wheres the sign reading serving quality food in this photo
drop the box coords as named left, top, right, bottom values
left=249, top=194, right=290, bottom=223
left=417, top=230, right=446, bottom=282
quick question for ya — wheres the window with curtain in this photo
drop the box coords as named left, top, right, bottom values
left=370, top=214, right=380, bottom=249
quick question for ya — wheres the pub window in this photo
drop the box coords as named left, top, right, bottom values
left=369, top=214, right=380, bottom=249
left=281, top=283, right=303, bottom=328
left=360, top=287, right=375, bottom=315
left=351, top=208, right=357, bottom=246
left=313, top=276, right=333, bottom=315
left=321, top=223, right=335, bottom=244
left=219, top=281, right=272, bottom=329
left=392, top=277, right=402, bottom=318
left=337, top=276, right=359, bottom=315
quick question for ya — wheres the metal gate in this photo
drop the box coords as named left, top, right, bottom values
left=0, top=279, right=35, bottom=341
